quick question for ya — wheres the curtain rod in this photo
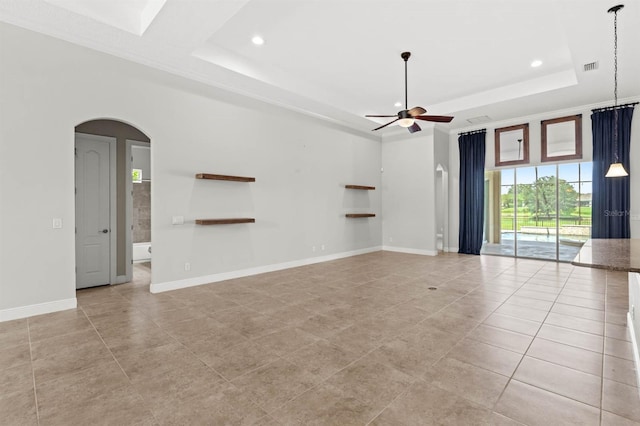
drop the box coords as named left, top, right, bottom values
left=591, top=101, right=638, bottom=113
left=458, top=129, right=486, bottom=136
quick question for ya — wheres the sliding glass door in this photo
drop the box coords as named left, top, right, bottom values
left=482, top=162, right=592, bottom=262
left=558, top=163, right=592, bottom=261
left=514, top=165, right=557, bottom=260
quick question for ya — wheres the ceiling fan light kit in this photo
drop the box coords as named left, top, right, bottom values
left=397, top=110, right=415, bottom=128
left=365, top=51, right=454, bottom=133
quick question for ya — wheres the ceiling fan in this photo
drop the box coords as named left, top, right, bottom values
left=366, top=51, right=454, bottom=133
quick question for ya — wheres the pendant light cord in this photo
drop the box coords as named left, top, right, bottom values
left=612, top=6, right=620, bottom=162
left=614, top=8, right=618, bottom=107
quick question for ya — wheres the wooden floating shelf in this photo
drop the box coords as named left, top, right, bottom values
left=195, top=173, right=255, bottom=182
left=345, top=185, right=375, bottom=190
left=195, top=218, right=255, bottom=225
left=345, top=214, right=376, bottom=218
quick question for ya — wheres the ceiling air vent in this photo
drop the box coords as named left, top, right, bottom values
left=583, top=61, right=599, bottom=72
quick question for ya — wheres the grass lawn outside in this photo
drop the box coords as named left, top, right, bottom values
left=500, top=209, right=592, bottom=233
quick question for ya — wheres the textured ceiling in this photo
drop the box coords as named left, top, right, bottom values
left=1, top=0, right=639, bottom=136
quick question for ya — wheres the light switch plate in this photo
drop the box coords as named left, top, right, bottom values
left=172, top=216, right=184, bottom=225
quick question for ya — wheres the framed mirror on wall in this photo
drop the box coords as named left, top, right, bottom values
left=495, top=123, right=529, bottom=167
left=541, top=114, right=582, bottom=162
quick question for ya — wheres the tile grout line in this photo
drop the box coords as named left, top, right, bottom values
left=599, top=271, right=609, bottom=426
left=99, top=290, right=252, bottom=381
left=365, top=262, right=542, bottom=424
left=113, top=281, right=293, bottom=424
left=488, top=267, right=623, bottom=418
left=26, top=318, right=40, bottom=425
left=180, top=258, right=608, bottom=422
left=489, top=265, right=574, bottom=413
left=139, top=300, right=290, bottom=420
left=234, top=264, right=480, bottom=420
left=364, top=378, right=420, bottom=426
left=242, top=264, right=499, bottom=422
left=79, top=305, right=161, bottom=425
left=428, top=261, right=550, bottom=367
left=59, top=255, right=622, bottom=424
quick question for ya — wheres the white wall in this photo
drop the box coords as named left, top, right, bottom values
left=381, top=129, right=437, bottom=255
left=448, top=101, right=640, bottom=247
left=0, top=23, right=381, bottom=318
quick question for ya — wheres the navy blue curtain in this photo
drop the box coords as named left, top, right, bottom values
left=591, top=105, right=635, bottom=239
left=458, top=130, right=486, bottom=254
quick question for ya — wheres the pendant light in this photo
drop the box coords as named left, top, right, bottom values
left=605, top=4, right=628, bottom=178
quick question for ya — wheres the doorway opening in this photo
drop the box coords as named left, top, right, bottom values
left=74, top=119, right=151, bottom=290
left=435, top=164, right=449, bottom=252
left=129, top=142, right=151, bottom=268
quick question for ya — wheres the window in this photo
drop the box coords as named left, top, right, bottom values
left=482, top=162, right=592, bottom=262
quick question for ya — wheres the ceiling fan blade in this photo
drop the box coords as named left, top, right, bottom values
left=365, top=114, right=398, bottom=118
left=414, top=115, right=454, bottom=123
left=408, top=122, right=421, bottom=133
left=408, top=107, right=426, bottom=117
left=372, top=118, right=400, bottom=131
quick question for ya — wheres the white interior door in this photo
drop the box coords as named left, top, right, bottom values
left=75, top=134, right=113, bottom=289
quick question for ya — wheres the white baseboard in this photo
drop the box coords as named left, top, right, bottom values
left=0, top=298, right=77, bottom=322
left=444, top=246, right=459, bottom=253
left=150, top=246, right=382, bottom=293
left=628, top=312, right=640, bottom=394
left=115, top=275, right=128, bottom=284
left=382, top=246, right=438, bottom=256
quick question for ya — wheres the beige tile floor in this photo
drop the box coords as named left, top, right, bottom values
left=1, top=253, right=638, bottom=425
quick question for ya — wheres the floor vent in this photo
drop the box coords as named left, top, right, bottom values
left=583, top=61, right=599, bottom=72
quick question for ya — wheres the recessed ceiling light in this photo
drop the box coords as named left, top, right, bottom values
left=251, top=36, right=265, bottom=46
left=531, top=60, right=543, bottom=68
left=394, top=101, right=402, bottom=107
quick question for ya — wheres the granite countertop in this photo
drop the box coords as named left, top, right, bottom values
left=571, top=238, right=640, bottom=273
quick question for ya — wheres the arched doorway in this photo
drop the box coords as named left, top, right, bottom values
left=74, top=119, right=151, bottom=289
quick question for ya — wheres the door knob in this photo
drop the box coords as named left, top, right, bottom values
left=101, top=229, right=109, bottom=234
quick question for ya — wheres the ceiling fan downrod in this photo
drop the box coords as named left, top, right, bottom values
left=401, top=51, right=411, bottom=110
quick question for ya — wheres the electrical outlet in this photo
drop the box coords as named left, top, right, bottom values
left=312, top=246, right=316, bottom=252
left=172, top=216, right=184, bottom=225
left=389, top=237, right=393, bottom=242
left=321, top=245, right=325, bottom=251
left=184, top=262, right=191, bottom=271
left=52, top=218, right=63, bottom=229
